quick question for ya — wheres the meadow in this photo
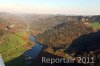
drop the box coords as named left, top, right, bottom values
left=0, top=32, right=33, bottom=66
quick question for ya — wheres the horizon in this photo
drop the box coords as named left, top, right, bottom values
left=0, top=0, right=100, bottom=15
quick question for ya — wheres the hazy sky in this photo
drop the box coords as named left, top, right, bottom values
left=0, top=0, right=100, bottom=15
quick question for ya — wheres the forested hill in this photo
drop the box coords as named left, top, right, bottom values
left=36, top=21, right=93, bottom=48
left=0, top=12, right=27, bottom=31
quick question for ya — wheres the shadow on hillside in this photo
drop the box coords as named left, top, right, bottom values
left=29, top=51, right=88, bottom=66
left=5, top=55, right=27, bottom=66
left=5, top=50, right=88, bottom=66
left=66, top=30, right=100, bottom=53
left=65, top=30, right=100, bottom=66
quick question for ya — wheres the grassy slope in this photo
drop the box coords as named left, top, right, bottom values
left=91, top=22, right=100, bottom=29
left=0, top=32, right=30, bottom=66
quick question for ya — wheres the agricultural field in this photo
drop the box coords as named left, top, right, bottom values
left=0, top=32, right=33, bottom=66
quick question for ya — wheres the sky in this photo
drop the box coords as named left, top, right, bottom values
left=0, top=0, right=100, bottom=15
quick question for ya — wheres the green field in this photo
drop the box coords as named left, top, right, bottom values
left=0, top=32, right=32, bottom=66
left=91, top=22, right=100, bottom=29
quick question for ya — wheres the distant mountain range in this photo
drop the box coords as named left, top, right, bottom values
left=0, top=12, right=26, bottom=30
left=0, top=12, right=100, bottom=35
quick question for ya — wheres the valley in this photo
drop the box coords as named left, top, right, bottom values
left=0, top=12, right=100, bottom=66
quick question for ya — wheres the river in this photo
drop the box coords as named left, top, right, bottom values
left=24, top=34, right=44, bottom=60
